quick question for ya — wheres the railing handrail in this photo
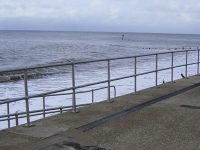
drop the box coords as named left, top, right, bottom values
left=0, top=103, right=92, bottom=119
left=0, top=103, right=92, bottom=124
left=45, top=85, right=116, bottom=97
left=0, top=49, right=197, bottom=73
left=0, top=86, right=116, bottom=122
left=0, top=60, right=197, bottom=105
left=0, top=85, right=116, bottom=104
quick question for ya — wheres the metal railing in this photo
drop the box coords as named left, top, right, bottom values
left=0, top=49, right=199, bottom=129
left=0, top=85, right=116, bottom=128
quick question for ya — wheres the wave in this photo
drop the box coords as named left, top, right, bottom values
left=0, top=73, right=53, bottom=83
left=0, top=57, right=97, bottom=83
left=0, top=72, right=57, bottom=82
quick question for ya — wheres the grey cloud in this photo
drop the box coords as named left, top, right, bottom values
left=0, top=0, right=200, bottom=34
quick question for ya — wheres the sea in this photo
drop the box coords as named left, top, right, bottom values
left=0, top=30, right=200, bottom=129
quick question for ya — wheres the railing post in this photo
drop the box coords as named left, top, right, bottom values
left=107, top=59, right=112, bottom=102
left=23, top=69, right=34, bottom=127
left=7, top=102, right=10, bottom=128
left=155, top=54, right=159, bottom=88
left=60, top=106, right=63, bottom=113
left=43, top=96, right=46, bottom=118
left=15, top=112, right=19, bottom=126
left=71, top=63, right=79, bottom=113
left=92, top=90, right=94, bottom=103
left=134, top=56, right=138, bottom=94
left=198, top=49, right=199, bottom=75
left=113, top=86, right=116, bottom=97
left=171, top=52, right=174, bottom=83
left=185, top=51, right=188, bottom=79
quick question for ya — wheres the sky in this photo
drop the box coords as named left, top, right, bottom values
left=0, top=0, right=200, bottom=34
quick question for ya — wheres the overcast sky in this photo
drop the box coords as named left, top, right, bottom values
left=0, top=0, right=200, bottom=34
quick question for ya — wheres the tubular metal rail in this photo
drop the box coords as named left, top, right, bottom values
left=0, top=86, right=116, bottom=128
left=0, top=49, right=199, bottom=129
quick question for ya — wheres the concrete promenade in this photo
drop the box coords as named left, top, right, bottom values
left=1, top=75, right=200, bottom=150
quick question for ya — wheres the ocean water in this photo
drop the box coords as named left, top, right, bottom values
left=0, top=30, right=200, bottom=129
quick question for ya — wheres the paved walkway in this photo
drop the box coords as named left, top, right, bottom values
left=1, top=75, right=200, bottom=150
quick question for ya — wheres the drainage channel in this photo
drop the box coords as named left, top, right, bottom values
left=76, top=82, right=200, bottom=132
